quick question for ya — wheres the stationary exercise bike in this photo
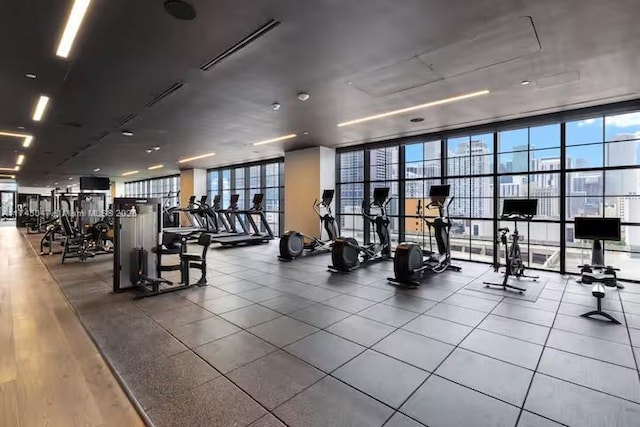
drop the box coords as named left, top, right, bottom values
left=279, top=190, right=338, bottom=261
left=389, top=184, right=461, bottom=287
left=483, top=199, right=538, bottom=294
left=329, top=187, right=392, bottom=272
left=574, top=216, right=622, bottom=324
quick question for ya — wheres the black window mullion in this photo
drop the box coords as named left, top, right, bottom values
left=363, top=149, right=371, bottom=245
left=560, top=122, right=567, bottom=273
left=398, top=144, right=406, bottom=243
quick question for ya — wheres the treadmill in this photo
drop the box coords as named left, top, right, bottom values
left=163, top=195, right=206, bottom=235
left=201, top=195, right=238, bottom=237
left=210, top=193, right=274, bottom=246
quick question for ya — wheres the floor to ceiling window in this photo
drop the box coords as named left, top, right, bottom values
left=207, top=159, right=284, bottom=236
left=336, top=105, right=640, bottom=280
left=124, top=175, right=180, bottom=205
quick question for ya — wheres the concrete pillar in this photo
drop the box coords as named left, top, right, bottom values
left=284, top=146, right=335, bottom=238
left=179, top=168, right=207, bottom=225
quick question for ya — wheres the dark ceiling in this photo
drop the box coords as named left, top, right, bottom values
left=2, top=0, right=640, bottom=186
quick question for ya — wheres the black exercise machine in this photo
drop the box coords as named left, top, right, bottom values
left=483, top=199, right=538, bottom=294
left=329, top=187, right=392, bottom=272
left=279, top=189, right=338, bottom=261
left=210, top=194, right=274, bottom=246
left=574, top=217, right=622, bottom=324
left=389, top=184, right=461, bottom=287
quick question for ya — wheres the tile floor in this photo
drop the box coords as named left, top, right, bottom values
left=25, top=233, right=640, bottom=427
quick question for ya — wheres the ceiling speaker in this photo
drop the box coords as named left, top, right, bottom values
left=164, top=0, right=196, bottom=20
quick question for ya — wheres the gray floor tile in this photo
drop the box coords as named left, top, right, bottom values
left=284, top=330, right=365, bottom=372
left=220, top=304, right=282, bottom=328
left=546, top=329, right=636, bottom=368
left=381, top=294, right=438, bottom=313
left=326, top=315, right=395, bottom=347
left=384, top=413, right=425, bottom=427
left=357, top=303, right=419, bottom=327
left=625, top=301, right=640, bottom=315
left=150, top=303, right=215, bottom=329
left=171, top=315, right=241, bottom=347
left=194, top=331, right=277, bottom=373
left=553, top=314, right=630, bottom=345
left=237, top=286, right=285, bottom=303
left=295, top=286, right=341, bottom=302
left=401, top=375, right=520, bottom=427
left=460, top=329, right=543, bottom=369
left=620, top=291, right=640, bottom=304
left=444, top=293, right=500, bottom=312
left=229, top=350, right=324, bottom=410
left=181, top=286, right=230, bottom=303
left=334, top=350, right=429, bottom=408
left=563, top=291, right=623, bottom=312
left=538, top=347, right=640, bottom=402
left=403, top=286, right=453, bottom=302
left=436, top=348, right=534, bottom=406
left=344, top=285, right=396, bottom=302
left=249, top=414, right=286, bottom=427
left=492, top=302, right=556, bottom=327
left=274, top=376, right=393, bottom=427
left=215, top=280, right=263, bottom=293
left=517, top=411, right=564, bottom=426
left=289, top=303, right=351, bottom=328
left=458, top=289, right=505, bottom=302
left=322, top=294, right=377, bottom=313
left=259, top=294, right=315, bottom=314
left=373, top=329, right=454, bottom=372
left=133, top=293, right=194, bottom=315
left=538, top=289, right=564, bottom=301
left=146, top=376, right=266, bottom=427
left=525, top=373, right=640, bottom=427
left=628, top=313, right=640, bottom=329
left=478, top=314, right=550, bottom=345
left=502, top=297, right=560, bottom=313
left=425, top=302, right=487, bottom=327
left=402, top=315, right=472, bottom=345
left=630, top=328, right=640, bottom=347
left=124, top=351, right=220, bottom=410
left=198, top=294, right=254, bottom=314
left=248, top=316, right=318, bottom=347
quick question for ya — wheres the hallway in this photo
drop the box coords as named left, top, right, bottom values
left=0, top=227, right=144, bottom=427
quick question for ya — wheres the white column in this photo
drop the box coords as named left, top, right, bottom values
left=179, top=168, right=207, bottom=225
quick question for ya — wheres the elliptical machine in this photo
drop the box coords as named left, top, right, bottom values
left=389, top=184, right=461, bottom=287
left=483, top=199, right=538, bottom=294
left=279, top=190, right=338, bottom=261
left=329, top=187, right=391, bottom=272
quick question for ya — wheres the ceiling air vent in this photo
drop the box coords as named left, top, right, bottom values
left=95, top=129, right=110, bottom=141
left=117, top=114, right=137, bottom=128
left=145, top=82, right=184, bottom=108
left=200, top=19, right=281, bottom=71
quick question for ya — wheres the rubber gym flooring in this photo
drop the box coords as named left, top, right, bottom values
left=22, top=231, right=640, bottom=427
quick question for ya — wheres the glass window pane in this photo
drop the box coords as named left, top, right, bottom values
left=340, top=151, right=364, bottom=171
left=369, top=147, right=399, bottom=181
left=566, top=144, right=603, bottom=169
left=498, top=151, right=528, bottom=173
left=605, top=111, right=640, bottom=142
left=498, top=128, right=528, bottom=152
left=531, top=149, right=560, bottom=172
left=529, top=124, right=560, bottom=149
left=605, top=139, right=640, bottom=167
left=566, top=117, right=603, bottom=145
left=499, top=175, right=528, bottom=198
left=470, top=220, right=494, bottom=263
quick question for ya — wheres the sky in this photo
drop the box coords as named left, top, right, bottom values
left=404, top=111, right=640, bottom=165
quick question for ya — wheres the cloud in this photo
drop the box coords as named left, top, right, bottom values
left=605, top=112, right=640, bottom=128
left=577, top=118, right=596, bottom=127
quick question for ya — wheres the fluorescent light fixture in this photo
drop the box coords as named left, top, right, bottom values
left=253, top=133, right=297, bottom=146
left=521, top=80, right=531, bottom=86
left=178, top=152, right=216, bottom=164
left=337, top=90, right=490, bottom=127
left=32, top=95, right=50, bottom=121
left=68, top=177, right=73, bottom=180
left=0, top=131, right=34, bottom=147
left=14, top=166, right=20, bottom=171
left=16, top=155, right=25, bottom=165
left=122, top=170, right=139, bottom=176
left=93, top=168, right=100, bottom=172
left=0, top=175, right=15, bottom=179
left=0, top=167, right=16, bottom=171
left=148, top=164, right=164, bottom=170
left=122, top=130, right=134, bottom=137
left=56, top=0, right=92, bottom=58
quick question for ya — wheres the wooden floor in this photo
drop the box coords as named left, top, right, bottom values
left=0, top=227, right=145, bottom=427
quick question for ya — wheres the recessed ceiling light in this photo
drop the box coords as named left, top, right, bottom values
left=337, top=90, right=490, bottom=127
left=32, top=95, right=50, bottom=121
left=16, top=155, right=25, bottom=165
left=253, top=133, right=297, bottom=146
left=122, top=170, right=139, bottom=176
left=93, top=168, right=100, bottom=172
left=178, top=152, right=216, bottom=163
left=56, top=0, right=92, bottom=58
left=410, top=117, right=425, bottom=123
left=68, top=177, right=73, bottom=180
left=145, top=149, right=153, bottom=153
left=25, top=73, right=37, bottom=79
left=521, top=80, right=531, bottom=86
left=148, top=164, right=164, bottom=170
left=17, top=126, right=25, bottom=130
left=303, top=131, right=310, bottom=135
left=164, top=0, right=197, bottom=20
left=153, top=146, right=161, bottom=151
left=271, top=102, right=281, bottom=111
left=297, top=92, right=310, bottom=102
left=122, top=130, right=134, bottom=137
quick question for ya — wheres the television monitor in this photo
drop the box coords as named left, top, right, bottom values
left=79, top=176, right=110, bottom=191
left=502, top=199, right=538, bottom=217
left=574, top=217, right=621, bottom=241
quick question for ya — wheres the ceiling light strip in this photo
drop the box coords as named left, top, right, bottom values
left=178, top=153, right=216, bottom=164
left=16, top=155, right=25, bottom=166
left=0, top=175, right=16, bottom=179
left=56, top=0, right=92, bottom=58
left=23, top=136, right=33, bottom=147
left=337, top=90, right=490, bottom=127
left=148, top=164, right=164, bottom=170
left=0, top=167, right=16, bottom=171
left=253, top=133, right=297, bottom=146
left=0, top=131, right=34, bottom=147
left=122, top=170, right=139, bottom=177
left=32, top=95, right=50, bottom=121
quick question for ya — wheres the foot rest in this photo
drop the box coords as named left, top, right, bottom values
left=592, top=283, right=605, bottom=299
